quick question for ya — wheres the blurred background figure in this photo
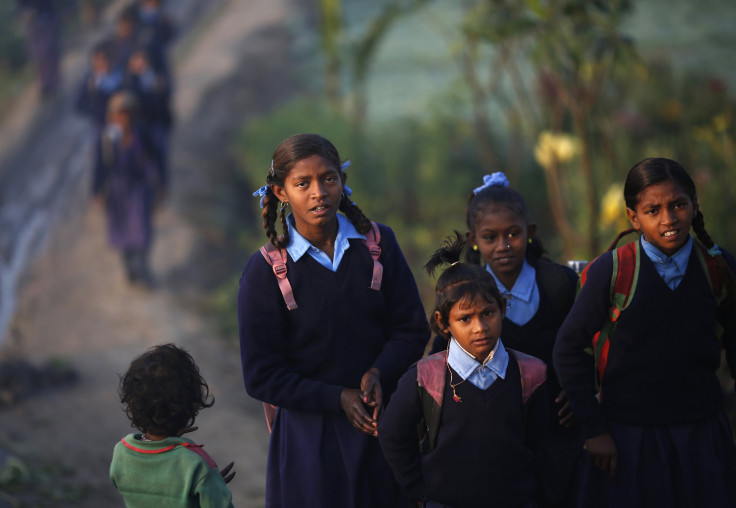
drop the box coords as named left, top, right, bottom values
left=16, top=0, right=61, bottom=99
left=93, top=91, right=164, bottom=288
left=122, top=46, right=172, bottom=191
left=75, top=41, right=123, bottom=132
left=122, top=0, right=176, bottom=79
left=107, top=10, right=139, bottom=73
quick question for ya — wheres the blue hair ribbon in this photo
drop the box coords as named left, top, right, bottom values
left=341, top=160, right=352, bottom=197
left=708, top=243, right=722, bottom=257
left=253, top=185, right=269, bottom=208
left=473, top=172, right=510, bottom=195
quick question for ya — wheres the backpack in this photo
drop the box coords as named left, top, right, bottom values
left=258, top=221, right=384, bottom=432
left=580, top=229, right=728, bottom=390
left=416, top=350, right=547, bottom=454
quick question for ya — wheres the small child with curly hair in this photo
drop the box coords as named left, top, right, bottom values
left=110, top=343, right=235, bottom=507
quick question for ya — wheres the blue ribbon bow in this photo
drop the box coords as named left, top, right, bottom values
left=253, top=185, right=269, bottom=208
left=473, top=172, right=510, bottom=195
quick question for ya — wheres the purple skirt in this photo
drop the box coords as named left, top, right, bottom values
left=266, top=408, right=405, bottom=508
left=577, top=413, right=736, bottom=508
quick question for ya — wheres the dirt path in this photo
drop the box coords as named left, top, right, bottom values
left=0, top=0, right=297, bottom=506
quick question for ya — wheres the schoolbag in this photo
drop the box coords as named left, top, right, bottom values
left=416, top=349, right=547, bottom=454
left=580, top=229, right=728, bottom=390
left=258, top=221, right=384, bottom=432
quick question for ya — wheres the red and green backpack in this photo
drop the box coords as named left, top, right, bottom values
left=580, top=229, right=729, bottom=390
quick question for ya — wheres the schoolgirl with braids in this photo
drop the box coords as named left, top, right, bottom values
left=431, top=172, right=582, bottom=508
left=554, top=157, right=736, bottom=507
left=379, top=233, right=548, bottom=507
left=238, top=133, right=429, bottom=508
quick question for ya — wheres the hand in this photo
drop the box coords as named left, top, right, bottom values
left=176, top=426, right=198, bottom=436
left=340, top=388, right=378, bottom=437
left=219, top=461, right=236, bottom=484
left=360, top=367, right=382, bottom=422
left=555, top=390, right=577, bottom=427
left=584, top=432, right=617, bottom=480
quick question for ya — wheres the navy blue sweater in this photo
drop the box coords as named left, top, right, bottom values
left=553, top=240, right=736, bottom=439
left=238, top=223, right=429, bottom=413
left=378, top=356, right=547, bottom=507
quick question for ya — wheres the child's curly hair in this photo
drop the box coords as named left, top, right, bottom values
left=119, top=344, right=214, bottom=436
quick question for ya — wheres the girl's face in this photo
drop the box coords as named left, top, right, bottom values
left=626, top=179, right=696, bottom=257
left=272, top=154, right=345, bottom=237
left=468, top=204, right=535, bottom=282
left=436, top=293, right=505, bottom=362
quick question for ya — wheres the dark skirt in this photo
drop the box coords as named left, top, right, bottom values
left=266, top=408, right=405, bottom=508
left=577, top=413, right=736, bottom=508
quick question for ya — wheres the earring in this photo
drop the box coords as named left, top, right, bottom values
left=473, top=245, right=478, bottom=251
left=279, top=201, right=288, bottom=212
left=528, top=238, right=532, bottom=244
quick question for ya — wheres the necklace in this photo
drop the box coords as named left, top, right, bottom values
left=446, top=347, right=483, bottom=403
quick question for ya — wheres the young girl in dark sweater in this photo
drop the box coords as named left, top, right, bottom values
left=553, top=157, right=736, bottom=507
left=238, top=133, right=429, bottom=508
left=430, top=172, right=581, bottom=507
left=379, top=233, right=548, bottom=508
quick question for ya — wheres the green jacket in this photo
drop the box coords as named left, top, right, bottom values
left=110, top=434, right=234, bottom=508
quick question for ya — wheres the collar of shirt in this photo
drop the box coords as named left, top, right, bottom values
left=285, top=213, right=365, bottom=272
left=487, top=259, right=539, bottom=326
left=447, top=337, right=508, bottom=390
left=641, top=235, right=692, bottom=290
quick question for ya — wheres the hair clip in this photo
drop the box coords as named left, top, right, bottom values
left=473, top=172, right=509, bottom=195
left=708, top=244, right=722, bottom=257
left=269, top=160, right=275, bottom=177
left=341, top=160, right=351, bottom=171
left=253, top=185, right=269, bottom=208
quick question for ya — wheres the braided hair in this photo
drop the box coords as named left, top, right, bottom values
left=260, top=134, right=372, bottom=249
left=425, top=232, right=505, bottom=341
left=465, top=181, right=545, bottom=266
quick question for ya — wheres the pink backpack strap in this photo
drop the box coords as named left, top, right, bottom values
left=259, top=242, right=298, bottom=311
left=509, top=349, right=547, bottom=404
left=180, top=442, right=218, bottom=469
left=362, top=221, right=383, bottom=291
left=263, top=403, right=277, bottom=433
left=416, top=352, right=447, bottom=407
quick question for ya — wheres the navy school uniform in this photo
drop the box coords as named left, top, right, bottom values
left=430, top=258, right=583, bottom=507
left=378, top=345, right=547, bottom=508
left=124, top=4, right=177, bottom=78
left=74, top=69, right=124, bottom=129
left=18, top=0, right=60, bottom=96
left=553, top=238, right=736, bottom=507
left=238, top=221, right=429, bottom=508
left=93, top=127, right=162, bottom=252
left=121, top=70, right=173, bottom=187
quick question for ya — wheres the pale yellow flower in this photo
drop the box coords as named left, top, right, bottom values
left=600, top=183, right=628, bottom=230
left=534, top=131, right=580, bottom=170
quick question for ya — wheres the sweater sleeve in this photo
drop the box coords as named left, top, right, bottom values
left=719, top=249, right=736, bottom=381
left=370, top=225, right=430, bottom=392
left=194, top=466, right=234, bottom=508
left=238, top=253, right=345, bottom=413
left=377, top=366, right=426, bottom=501
left=552, top=252, right=614, bottom=439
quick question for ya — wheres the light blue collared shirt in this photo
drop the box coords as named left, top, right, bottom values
left=640, top=236, right=693, bottom=290
left=487, top=260, right=540, bottom=326
left=447, top=337, right=509, bottom=390
left=285, top=214, right=365, bottom=272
